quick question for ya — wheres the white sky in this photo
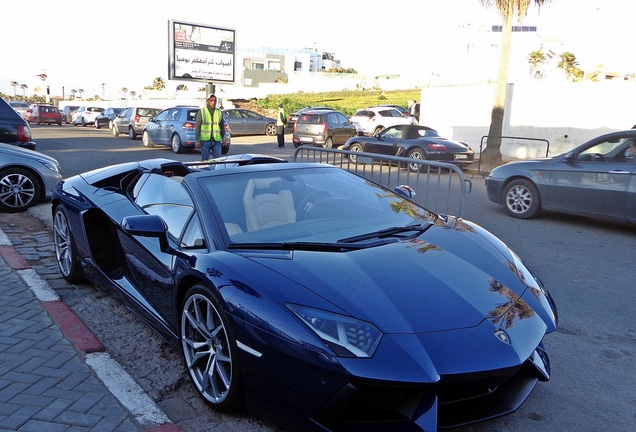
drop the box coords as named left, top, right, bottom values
left=1, top=0, right=633, bottom=97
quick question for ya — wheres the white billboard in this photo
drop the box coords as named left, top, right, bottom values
left=168, top=20, right=236, bottom=84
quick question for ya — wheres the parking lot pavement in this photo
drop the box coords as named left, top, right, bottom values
left=0, top=208, right=180, bottom=432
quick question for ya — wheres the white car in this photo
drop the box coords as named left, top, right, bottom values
left=350, top=106, right=417, bottom=136
left=71, top=106, right=105, bottom=126
left=8, top=101, right=30, bottom=120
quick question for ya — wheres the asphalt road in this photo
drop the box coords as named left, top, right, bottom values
left=23, top=123, right=636, bottom=431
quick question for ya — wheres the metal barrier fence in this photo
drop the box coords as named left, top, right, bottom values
left=476, top=135, right=551, bottom=176
left=292, top=147, right=471, bottom=217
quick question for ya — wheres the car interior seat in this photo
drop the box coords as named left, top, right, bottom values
left=243, top=178, right=296, bottom=231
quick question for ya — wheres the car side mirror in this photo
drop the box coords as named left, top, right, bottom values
left=563, top=152, right=576, bottom=163
left=122, top=214, right=170, bottom=252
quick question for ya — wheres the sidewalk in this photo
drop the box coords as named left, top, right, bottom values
left=0, top=207, right=181, bottom=432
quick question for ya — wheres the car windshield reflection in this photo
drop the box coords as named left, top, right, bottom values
left=201, top=167, right=435, bottom=244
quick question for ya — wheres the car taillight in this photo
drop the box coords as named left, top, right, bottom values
left=17, top=125, right=31, bottom=142
left=428, top=143, right=448, bottom=150
left=135, top=114, right=141, bottom=122
left=320, top=122, right=327, bottom=133
left=182, top=122, right=196, bottom=129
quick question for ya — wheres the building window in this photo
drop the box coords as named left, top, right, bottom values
left=294, top=61, right=302, bottom=71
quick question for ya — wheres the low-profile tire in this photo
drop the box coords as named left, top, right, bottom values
left=0, top=167, right=41, bottom=213
left=171, top=134, right=184, bottom=153
left=407, top=147, right=426, bottom=173
left=322, top=137, right=334, bottom=149
left=348, top=143, right=364, bottom=163
left=181, top=284, right=244, bottom=411
left=265, top=123, right=277, bottom=136
left=502, top=179, right=541, bottom=219
left=129, top=127, right=137, bottom=140
left=52, top=204, right=86, bottom=283
left=142, top=130, right=154, bottom=148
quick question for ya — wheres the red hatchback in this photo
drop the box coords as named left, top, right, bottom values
left=25, top=104, right=63, bottom=126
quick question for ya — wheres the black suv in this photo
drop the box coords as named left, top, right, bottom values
left=292, top=109, right=358, bottom=149
left=0, top=98, right=36, bottom=150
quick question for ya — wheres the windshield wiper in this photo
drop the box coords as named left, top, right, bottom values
left=337, top=223, right=431, bottom=243
left=228, top=241, right=369, bottom=252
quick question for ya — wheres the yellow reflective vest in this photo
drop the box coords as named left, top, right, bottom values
left=200, top=107, right=222, bottom=141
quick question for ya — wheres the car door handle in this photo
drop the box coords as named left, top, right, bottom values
left=608, top=170, right=630, bottom=174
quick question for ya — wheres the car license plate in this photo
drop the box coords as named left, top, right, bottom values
left=300, top=136, right=313, bottom=143
left=454, top=154, right=468, bottom=159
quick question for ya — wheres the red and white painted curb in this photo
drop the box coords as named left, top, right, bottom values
left=0, top=227, right=181, bottom=432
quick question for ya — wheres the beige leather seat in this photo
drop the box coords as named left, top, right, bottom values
left=243, top=178, right=296, bottom=231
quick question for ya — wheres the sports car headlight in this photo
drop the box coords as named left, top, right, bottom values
left=510, top=250, right=546, bottom=294
left=287, top=304, right=382, bottom=358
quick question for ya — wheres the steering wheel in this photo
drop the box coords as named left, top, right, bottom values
left=296, top=190, right=330, bottom=220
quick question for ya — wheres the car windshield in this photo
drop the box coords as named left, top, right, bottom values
left=201, top=167, right=435, bottom=244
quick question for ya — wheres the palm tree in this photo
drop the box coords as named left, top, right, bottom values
left=153, top=77, right=166, bottom=90
left=121, top=87, right=128, bottom=99
left=557, top=51, right=580, bottom=80
left=130, top=90, right=137, bottom=99
left=479, top=0, right=550, bottom=168
left=78, top=89, right=85, bottom=99
left=528, top=49, right=547, bottom=78
left=176, top=84, right=188, bottom=91
left=71, top=89, right=77, bottom=99
left=10, top=81, right=19, bottom=96
left=20, top=84, right=28, bottom=97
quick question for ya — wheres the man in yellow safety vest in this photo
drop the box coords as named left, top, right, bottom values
left=195, top=94, right=227, bottom=160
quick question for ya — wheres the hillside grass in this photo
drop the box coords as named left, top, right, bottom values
left=251, top=89, right=422, bottom=117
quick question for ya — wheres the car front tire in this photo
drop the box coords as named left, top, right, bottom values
left=52, top=204, right=85, bottom=283
left=142, top=130, right=154, bottom=148
left=0, top=167, right=40, bottom=213
left=348, top=143, right=364, bottom=164
left=181, top=284, right=243, bottom=411
left=503, top=179, right=541, bottom=219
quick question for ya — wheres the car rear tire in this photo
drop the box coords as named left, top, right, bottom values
left=348, top=143, right=364, bottom=164
left=323, top=137, right=334, bottom=149
left=142, top=130, right=154, bottom=148
left=373, top=126, right=385, bottom=136
left=171, top=134, right=184, bottom=153
left=0, top=167, right=41, bottom=213
left=407, top=147, right=426, bottom=172
left=503, top=179, right=541, bottom=219
left=181, top=284, right=244, bottom=411
left=52, top=204, right=86, bottom=283
left=265, top=123, right=277, bottom=136
left=129, top=127, right=137, bottom=140
left=112, top=126, right=120, bottom=137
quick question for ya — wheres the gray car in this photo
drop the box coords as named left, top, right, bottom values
left=0, top=142, right=63, bottom=213
left=222, top=108, right=277, bottom=136
left=486, top=129, right=636, bottom=223
left=112, top=107, right=162, bottom=140
left=292, top=109, right=358, bottom=149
